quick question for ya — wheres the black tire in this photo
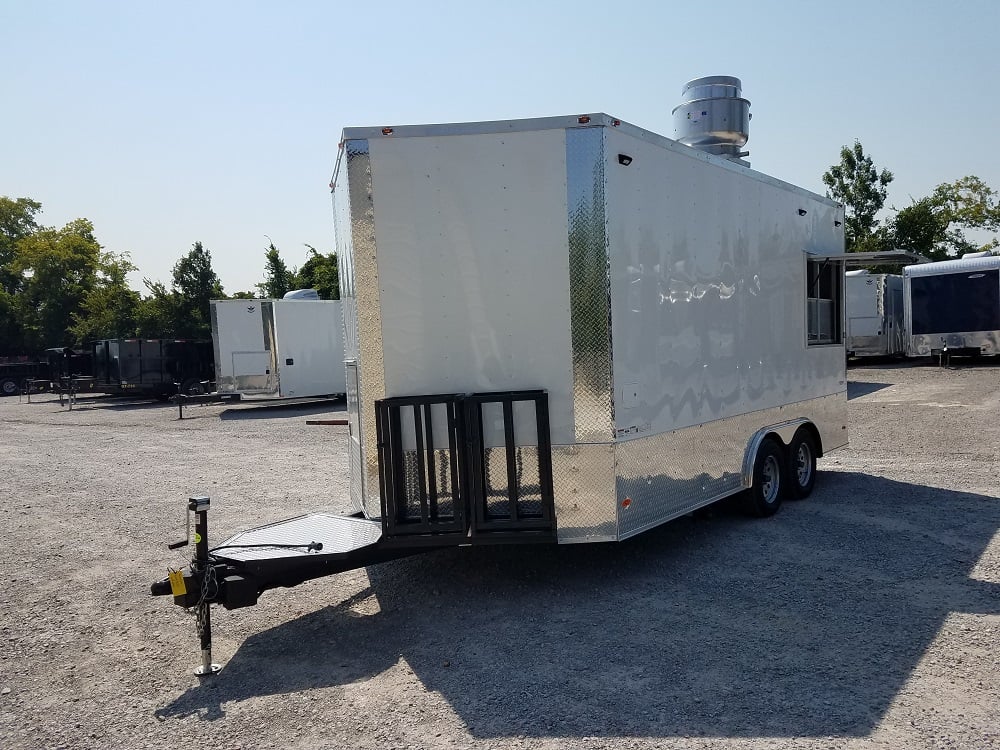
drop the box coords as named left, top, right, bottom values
left=743, top=438, right=785, bottom=517
left=787, top=428, right=818, bottom=500
left=0, top=377, right=20, bottom=397
left=181, top=378, right=207, bottom=395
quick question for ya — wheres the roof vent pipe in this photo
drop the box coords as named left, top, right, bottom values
left=672, top=76, right=751, bottom=166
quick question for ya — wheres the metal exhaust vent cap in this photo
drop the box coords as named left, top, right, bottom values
left=672, top=75, right=751, bottom=165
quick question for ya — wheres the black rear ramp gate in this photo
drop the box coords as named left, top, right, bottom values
left=150, top=390, right=555, bottom=674
left=376, top=390, right=555, bottom=544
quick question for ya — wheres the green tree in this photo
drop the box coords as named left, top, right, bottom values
left=135, top=279, right=179, bottom=337
left=170, top=241, right=224, bottom=338
left=257, top=240, right=292, bottom=299
left=931, top=175, right=1000, bottom=233
left=882, top=176, right=999, bottom=263
left=0, top=197, right=43, bottom=354
left=70, top=251, right=141, bottom=342
left=12, top=218, right=102, bottom=350
left=822, top=141, right=894, bottom=252
left=0, top=196, right=42, bottom=295
left=292, top=245, right=339, bottom=300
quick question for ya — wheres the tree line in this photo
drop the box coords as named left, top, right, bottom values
left=0, top=197, right=338, bottom=357
left=4, top=145, right=999, bottom=358
left=822, top=142, right=1000, bottom=259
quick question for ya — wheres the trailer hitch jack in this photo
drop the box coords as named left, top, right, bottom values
left=154, top=495, right=223, bottom=676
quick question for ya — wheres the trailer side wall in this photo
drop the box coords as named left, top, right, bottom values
left=603, top=126, right=847, bottom=537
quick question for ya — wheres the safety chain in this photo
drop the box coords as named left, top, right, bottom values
left=192, top=562, right=218, bottom=638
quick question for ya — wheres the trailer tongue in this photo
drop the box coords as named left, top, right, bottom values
left=150, top=505, right=440, bottom=609
left=149, top=500, right=452, bottom=675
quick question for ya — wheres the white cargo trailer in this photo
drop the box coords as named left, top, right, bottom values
left=846, top=271, right=904, bottom=358
left=328, top=112, right=849, bottom=546
left=903, top=254, right=1000, bottom=357
left=210, top=297, right=346, bottom=399
left=154, top=99, right=852, bottom=672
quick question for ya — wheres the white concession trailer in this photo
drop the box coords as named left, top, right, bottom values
left=331, top=112, right=848, bottom=545
left=153, top=79, right=851, bottom=672
left=846, top=271, right=905, bottom=358
left=210, top=297, right=346, bottom=400
left=903, top=253, right=1000, bottom=357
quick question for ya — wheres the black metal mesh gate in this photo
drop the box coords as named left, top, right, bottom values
left=375, top=390, right=555, bottom=543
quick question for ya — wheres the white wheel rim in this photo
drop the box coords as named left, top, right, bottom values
left=796, top=443, right=813, bottom=486
left=761, top=454, right=780, bottom=503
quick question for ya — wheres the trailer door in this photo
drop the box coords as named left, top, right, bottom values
left=910, top=269, right=1000, bottom=334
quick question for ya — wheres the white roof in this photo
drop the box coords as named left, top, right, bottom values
left=904, top=254, right=1000, bottom=278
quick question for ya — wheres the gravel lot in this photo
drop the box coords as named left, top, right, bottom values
left=1, top=361, right=998, bottom=750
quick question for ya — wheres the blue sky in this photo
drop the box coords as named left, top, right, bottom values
left=3, top=0, right=999, bottom=294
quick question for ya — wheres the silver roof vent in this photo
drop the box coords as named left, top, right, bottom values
left=672, top=76, right=751, bottom=165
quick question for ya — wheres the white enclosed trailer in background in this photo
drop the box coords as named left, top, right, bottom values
left=846, top=271, right=904, bottom=358
left=210, top=297, right=346, bottom=400
left=903, top=254, right=1000, bottom=357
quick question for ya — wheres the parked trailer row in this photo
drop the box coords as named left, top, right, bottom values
left=846, top=253, right=1000, bottom=360
left=45, top=339, right=214, bottom=400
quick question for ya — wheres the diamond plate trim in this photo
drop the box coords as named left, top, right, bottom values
left=614, top=392, right=848, bottom=539
left=566, top=127, right=614, bottom=444
left=344, top=140, right=386, bottom=519
left=552, top=443, right=617, bottom=543
left=214, top=513, right=382, bottom=562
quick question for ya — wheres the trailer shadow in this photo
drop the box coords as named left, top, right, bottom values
left=846, top=381, right=893, bottom=400
left=156, top=472, right=1000, bottom=739
left=47, top=396, right=169, bottom=411
left=219, top=399, right=346, bottom=421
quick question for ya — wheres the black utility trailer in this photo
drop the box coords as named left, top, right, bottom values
left=0, top=358, right=51, bottom=396
left=48, top=339, right=214, bottom=401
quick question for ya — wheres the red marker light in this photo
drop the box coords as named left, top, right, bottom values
left=578, top=116, right=591, bottom=124
left=381, top=127, right=394, bottom=135
left=621, top=497, right=632, bottom=509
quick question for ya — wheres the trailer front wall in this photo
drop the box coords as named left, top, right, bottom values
left=369, top=129, right=576, bottom=439
left=846, top=274, right=904, bottom=357
left=211, top=300, right=272, bottom=394
left=904, top=257, right=1000, bottom=355
left=336, top=126, right=619, bottom=532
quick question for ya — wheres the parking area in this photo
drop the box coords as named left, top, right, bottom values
left=0, top=361, right=998, bottom=750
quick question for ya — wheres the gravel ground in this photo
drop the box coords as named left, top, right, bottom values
left=0, top=361, right=998, bottom=750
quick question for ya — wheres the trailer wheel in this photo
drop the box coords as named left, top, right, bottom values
left=787, top=429, right=817, bottom=500
left=181, top=378, right=206, bottom=396
left=0, top=377, right=19, bottom=397
left=743, top=438, right=784, bottom=517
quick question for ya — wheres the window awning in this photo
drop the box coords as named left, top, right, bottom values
left=804, top=249, right=931, bottom=267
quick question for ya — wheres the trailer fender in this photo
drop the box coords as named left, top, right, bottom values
left=741, top=419, right=815, bottom=488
